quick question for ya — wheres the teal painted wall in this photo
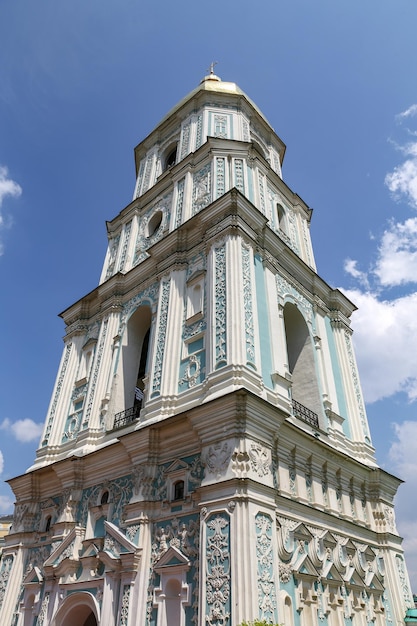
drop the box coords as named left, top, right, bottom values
left=254, top=254, right=273, bottom=389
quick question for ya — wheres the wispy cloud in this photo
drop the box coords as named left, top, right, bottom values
left=396, top=104, right=417, bottom=121
left=0, top=418, right=43, bottom=443
left=344, top=258, right=370, bottom=289
left=385, top=108, right=417, bottom=209
left=0, top=165, right=22, bottom=255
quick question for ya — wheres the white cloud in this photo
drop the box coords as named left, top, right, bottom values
left=385, top=107, right=417, bottom=209
left=344, top=289, right=417, bottom=403
left=0, top=166, right=22, bottom=208
left=0, top=418, right=43, bottom=443
left=388, top=421, right=417, bottom=590
left=344, top=258, right=369, bottom=289
left=396, top=104, right=417, bottom=121
left=0, top=450, right=3, bottom=474
left=0, top=495, right=13, bottom=514
left=0, top=165, right=22, bottom=256
left=374, top=217, right=417, bottom=287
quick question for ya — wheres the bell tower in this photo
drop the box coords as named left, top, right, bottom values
left=1, top=71, right=414, bottom=626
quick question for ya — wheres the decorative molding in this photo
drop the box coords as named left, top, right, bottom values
left=205, top=514, right=230, bottom=626
left=195, top=114, right=203, bottom=150
left=214, top=244, right=227, bottom=368
left=42, top=342, right=72, bottom=446
left=175, top=177, right=185, bottom=228
left=242, top=244, right=256, bottom=368
left=216, top=157, right=225, bottom=198
left=0, top=555, right=13, bottom=610
left=83, top=317, right=109, bottom=428
left=234, top=158, right=244, bottom=193
left=180, top=120, right=191, bottom=160
left=120, top=584, right=131, bottom=626
left=255, top=514, right=277, bottom=622
left=151, top=278, right=170, bottom=397
left=276, top=274, right=313, bottom=327
left=119, top=282, right=159, bottom=333
left=192, top=163, right=211, bottom=215
left=344, top=330, right=370, bottom=443
left=118, top=220, right=132, bottom=273
left=105, top=234, right=121, bottom=279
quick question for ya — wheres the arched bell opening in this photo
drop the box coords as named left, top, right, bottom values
left=283, top=302, right=322, bottom=427
left=113, top=305, right=152, bottom=428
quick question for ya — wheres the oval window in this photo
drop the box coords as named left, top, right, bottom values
left=147, top=211, right=163, bottom=237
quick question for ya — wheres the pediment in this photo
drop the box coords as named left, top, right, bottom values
left=293, top=522, right=313, bottom=542
left=291, top=551, right=319, bottom=577
left=154, top=546, right=190, bottom=571
left=321, top=561, right=343, bottom=582
left=23, top=566, right=43, bottom=586
left=101, top=521, right=137, bottom=558
left=365, top=571, right=385, bottom=591
left=165, top=459, right=189, bottom=474
left=343, top=566, right=365, bottom=587
left=44, top=527, right=84, bottom=568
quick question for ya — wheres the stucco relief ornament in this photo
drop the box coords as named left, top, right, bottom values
left=278, top=562, right=292, bottom=583
left=231, top=449, right=250, bottom=478
left=249, top=443, right=270, bottom=476
left=203, top=442, right=232, bottom=478
left=384, top=506, right=396, bottom=533
left=180, top=353, right=201, bottom=388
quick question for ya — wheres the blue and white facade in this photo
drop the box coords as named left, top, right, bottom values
left=0, top=72, right=413, bottom=626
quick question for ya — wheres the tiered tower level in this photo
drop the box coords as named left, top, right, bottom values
left=1, top=73, right=414, bottom=626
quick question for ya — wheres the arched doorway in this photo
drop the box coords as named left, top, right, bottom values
left=51, top=592, right=99, bottom=626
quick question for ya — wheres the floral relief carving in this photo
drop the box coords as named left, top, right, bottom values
left=206, top=514, right=231, bottom=626
left=192, top=163, right=211, bottom=215
left=214, top=244, right=227, bottom=368
left=255, top=514, right=277, bottom=623
left=0, top=555, right=13, bottom=609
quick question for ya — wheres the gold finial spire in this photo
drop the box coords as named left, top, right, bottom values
left=201, top=62, right=221, bottom=84
left=207, top=61, right=218, bottom=75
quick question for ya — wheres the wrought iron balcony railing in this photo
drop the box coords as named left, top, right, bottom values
left=112, top=403, right=141, bottom=430
left=292, top=399, right=319, bottom=429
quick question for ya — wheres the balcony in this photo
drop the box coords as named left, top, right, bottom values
left=112, top=403, right=141, bottom=431
left=292, top=399, right=319, bottom=429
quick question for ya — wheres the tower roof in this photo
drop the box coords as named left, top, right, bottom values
left=152, top=71, right=274, bottom=134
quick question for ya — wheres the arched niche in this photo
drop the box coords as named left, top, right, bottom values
left=51, top=592, right=99, bottom=626
left=114, top=305, right=152, bottom=414
left=283, top=302, right=322, bottom=420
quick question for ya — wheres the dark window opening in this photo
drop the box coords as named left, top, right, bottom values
left=147, top=210, right=163, bottom=238
left=173, top=480, right=185, bottom=501
left=45, top=516, right=52, bottom=532
left=100, top=490, right=109, bottom=505
left=165, top=146, right=177, bottom=170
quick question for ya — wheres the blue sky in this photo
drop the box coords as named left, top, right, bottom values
left=2, top=0, right=417, bottom=588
